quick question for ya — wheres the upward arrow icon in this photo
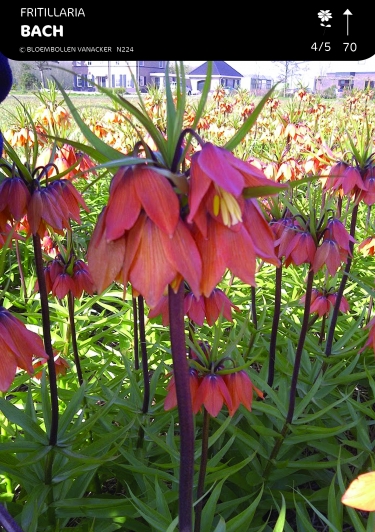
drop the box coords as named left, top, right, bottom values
left=343, top=9, right=352, bottom=36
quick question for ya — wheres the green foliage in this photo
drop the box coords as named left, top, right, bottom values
left=1, top=73, right=375, bottom=531
left=322, top=85, right=337, bottom=99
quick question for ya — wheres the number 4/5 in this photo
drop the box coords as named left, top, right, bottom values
left=311, top=43, right=331, bottom=52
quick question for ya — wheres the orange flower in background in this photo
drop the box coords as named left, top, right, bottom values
left=202, top=288, right=240, bottom=326
left=0, top=307, right=48, bottom=391
left=360, top=315, right=375, bottom=354
left=223, top=371, right=263, bottom=416
left=341, top=471, right=375, bottom=511
left=34, top=351, right=69, bottom=381
left=27, top=180, right=89, bottom=237
left=148, top=288, right=239, bottom=327
left=300, top=289, right=350, bottom=318
left=38, top=257, right=95, bottom=300
left=358, top=236, right=375, bottom=256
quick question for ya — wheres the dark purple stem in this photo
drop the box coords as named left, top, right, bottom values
left=67, top=291, right=83, bottom=386
left=132, top=297, right=139, bottom=370
left=168, top=283, right=194, bottom=532
left=32, top=234, right=59, bottom=446
left=268, top=266, right=282, bottom=389
left=137, top=296, right=150, bottom=414
left=325, top=203, right=358, bottom=357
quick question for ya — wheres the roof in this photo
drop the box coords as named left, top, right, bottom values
left=189, top=61, right=243, bottom=78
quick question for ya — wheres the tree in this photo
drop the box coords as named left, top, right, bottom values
left=18, top=63, right=39, bottom=91
left=34, top=61, right=53, bottom=88
left=272, top=61, right=308, bottom=97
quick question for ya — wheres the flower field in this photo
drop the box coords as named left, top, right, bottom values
left=1, top=59, right=375, bottom=532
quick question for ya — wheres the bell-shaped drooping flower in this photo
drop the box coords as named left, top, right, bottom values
left=327, top=292, right=350, bottom=314
left=223, top=370, right=263, bottom=417
left=283, top=230, right=317, bottom=267
left=201, top=288, right=240, bottom=326
left=358, top=165, right=375, bottom=206
left=37, top=255, right=94, bottom=300
left=187, top=142, right=285, bottom=236
left=325, top=218, right=356, bottom=257
left=312, top=218, right=354, bottom=276
left=0, top=307, right=48, bottom=391
left=164, top=368, right=200, bottom=412
left=192, top=198, right=280, bottom=298
left=104, top=165, right=180, bottom=241
left=71, top=259, right=95, bottom=298
left=27, top=179, right=89, bottom=237
left=300, top=288, right=350, bottom=318
left=149, top=287, right=239, bottom=327
left=88, top=165, right=202, bottom=308
left=0, top=177, right=31, bottom=222
left=322, top=161, right=367, bottom=197
left=192, top=374, right=233, bottom=417
left=312, top=239, right=342, bottom=276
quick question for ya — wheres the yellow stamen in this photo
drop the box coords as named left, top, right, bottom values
left=213, top=194, right=220, bottom=216
left=213, top=186, right=243, bottom=227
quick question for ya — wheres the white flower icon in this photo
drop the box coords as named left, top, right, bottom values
left=318, top=10, right=332, bottom=22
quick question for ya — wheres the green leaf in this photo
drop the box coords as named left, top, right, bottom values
left=272, top=493, right=286, bottom=532
left=225, top=485, right=264, bottom=531
left=224, top=85, right=277, bottom=152
left=213, top=517, right=227, bottom=532
left=201, top=478, right=226, bottom=532
left=0, top=398, right=47, bottom=444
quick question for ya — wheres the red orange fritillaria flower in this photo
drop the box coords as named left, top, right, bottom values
left=164, top=368, right=200, bottom=412
left=223, top=370, right=263, bottom=416
left=0, top=307, right=48, bottom=391
left=358, top=236, right=375, bottom=256
left=88, top=165, right=202, bottom=308
left=27, top=179, right=89, bottom=237
left=34, top=351, right=69, bottom=381
left=187, top=142, right=285, bottom=234
left=149, top=288, right=239, bottom=327
left=192, top=374, right=233, bottom=417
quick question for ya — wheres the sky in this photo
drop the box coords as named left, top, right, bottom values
left=185, top=58, right=375, bottom=89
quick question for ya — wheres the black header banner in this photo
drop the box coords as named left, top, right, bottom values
left=0, top=6, right=374, bottom=61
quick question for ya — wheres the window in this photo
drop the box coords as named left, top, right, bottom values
left=338, top=79, right=353, bottom=91
left=159, top=61, right=164, bottom=68
left=87, top=61, right=92, bottom=66
left=76, top=75, right=83, bottom=87
left=139, top=76, right=146, bottom=87
left=139, top=61, right=144, bottom=66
